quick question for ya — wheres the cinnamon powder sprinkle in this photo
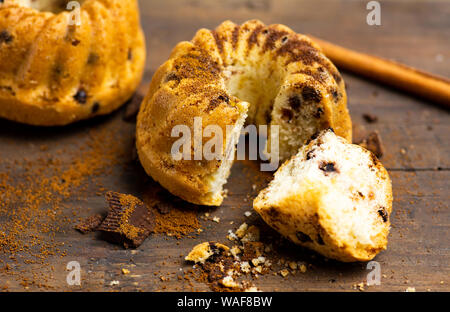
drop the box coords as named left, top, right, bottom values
left=0, top=123, right=129, bottom=288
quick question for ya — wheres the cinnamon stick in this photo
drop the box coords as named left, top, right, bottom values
left=309, top=35, right=450, bottom=108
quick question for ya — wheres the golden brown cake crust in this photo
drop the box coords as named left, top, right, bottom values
left=137, top=20, right=352, bottom=206
left=254, top=130, right=392, bottom=262
left=0, top=0, right=146, bottom=126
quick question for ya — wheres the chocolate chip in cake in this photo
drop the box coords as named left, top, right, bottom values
left=296, top=231, right=313, bottom=243
left=207, top=94, right=230, bottom=112
left=332, top=89, right=339, bottom=100
left=306, top=149, right=316, bottom=160
left=378, top=207, right=389, bottom=222
left=310, top=131, right=320, bottom=141
left=317, top=234, right=325, bottom=245
left=302, top=86, right=322, bottom=103
left=0, top=30, right=13, bottom=44
left=314, top=107, right=324, bottom=118
left=73, top=88, right=87, bottom=104
left=71, top=39, right=81, bottom=46
left=281, top=108, right=293, bottom=122
left=288, top=95, right=302, bottom=110
left=128, top=48, right=133, bottom=60
left=91, top=102, right=100, bottom=114
left=319, top=161, right=339, bottom=174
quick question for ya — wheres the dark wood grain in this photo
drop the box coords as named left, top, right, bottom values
left=0, top=0, right=449, bottom=292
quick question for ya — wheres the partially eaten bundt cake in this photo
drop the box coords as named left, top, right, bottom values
left=254, top=129, right=393, bottom=262
left=137, top=20, right=352, bottom=206
left=0, top=0, right=146, bottom=125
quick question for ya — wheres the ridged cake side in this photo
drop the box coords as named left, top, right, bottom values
left=137, top=20, right=352, bottom=206
left=0, top=0, right=146, bottom=125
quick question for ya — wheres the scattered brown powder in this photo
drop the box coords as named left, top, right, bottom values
left=142, top=189, right=201, bottom=239
left=0, top=122, right=129, bottom=287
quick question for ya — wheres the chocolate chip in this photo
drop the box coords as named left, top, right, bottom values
left=302, top=86, right=322, bottom=103
left=165, top=72, right=179, bottom=82
left=319, top=161, right=338, bottom=174
left=281, top=36, right=289, bottom=44
left=73, top=88, right=87, bottom=104
left=91, top=102, right=100, bottom=114
left=332, top=90, right=339, bottom=100
left=378, top=207, right=388, bottom=222
left=128, top=48, right=133, bottom=60
left=71, top=39, right=81, bottom=46
left=306, top=149, right=316, bottom=160
left=0, top=30, right=13, bottom=44
left=314, top=107, right=324, bottom=118
left=281, top=108, right=293, bottom=122
left=296, top=231, right=312, bottom=243
left=317, top=234, right=325, bottom=245
left=218, top=94, right=229, bottom=103
left=207, top=94, right=229, bottom=112
left=288, top=95, right=302, bottom=110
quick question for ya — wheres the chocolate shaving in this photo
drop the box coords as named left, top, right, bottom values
left=74, top=214, right=105, bottom=234
left=98, top=192, right=155, bottom=248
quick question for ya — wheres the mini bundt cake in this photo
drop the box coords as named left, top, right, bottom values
left=137, top=20, right=352, bottom=206
left=0, top=0, right=145, bottom=126
left=254, top=129, right=393, bottom=262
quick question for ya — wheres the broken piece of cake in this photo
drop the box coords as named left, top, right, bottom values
left=253, top=129, right=393, bottom=262
left=185, top=242, right=230, bottom=264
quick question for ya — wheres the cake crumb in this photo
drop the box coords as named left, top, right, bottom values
left=280, top=269, right=289, bottom=277
left=288, top=261, right=297, bottom=270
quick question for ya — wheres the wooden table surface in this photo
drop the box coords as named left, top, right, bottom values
left=0, top=0, right=449, bottom=292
